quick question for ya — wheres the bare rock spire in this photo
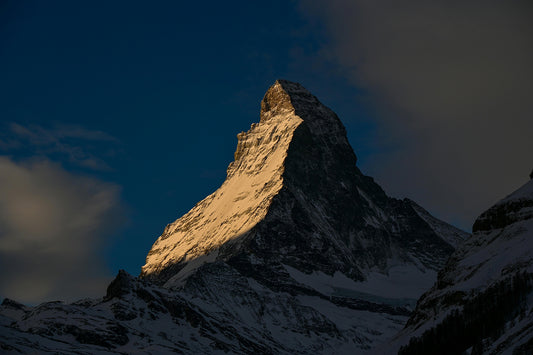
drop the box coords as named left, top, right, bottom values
left=141, top=80, right=467, bottom=289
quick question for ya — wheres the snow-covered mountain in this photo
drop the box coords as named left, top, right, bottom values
left=387, top=176, right=533, bottom=354
left=0, top=80, right=468, bottom=354
left=141, top=79, right=466, bottom=292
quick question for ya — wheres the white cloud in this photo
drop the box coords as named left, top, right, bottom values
left=300, top=0, right=533, bottom=228
left=0, top=157, right=122, bottom=303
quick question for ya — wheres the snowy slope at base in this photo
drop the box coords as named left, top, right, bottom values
left=1, top=265, right=414, bottom=354
left=284, top=264, right=436, bottom=305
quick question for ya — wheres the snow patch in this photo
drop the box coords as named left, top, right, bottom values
left=284, top=264, right=435, bottom=303
left=164, top=250, right=219, bottom=288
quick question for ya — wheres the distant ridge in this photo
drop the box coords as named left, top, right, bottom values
left=387, top=177, right=533, bottom=354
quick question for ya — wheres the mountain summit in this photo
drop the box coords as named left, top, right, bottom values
left=141, top=79, right=358, bottom=283
left=134, top=80, right=469, bottom=351
left=142, top=80, right=466, bottom=291
left=1, top=80, right=468, bottom=354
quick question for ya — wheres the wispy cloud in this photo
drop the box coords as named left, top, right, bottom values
left=46, top=124, right=119, bottom=142
left=0, top=157, right=123, bottom=303
left=1, top=123, right=120, bottom=171
left=300, top=0, right=533, bottom=229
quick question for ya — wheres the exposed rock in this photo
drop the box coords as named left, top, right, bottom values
left=104, top=269, right=134, bottom=301
left=1, top=298, right=27, bottom=310
left=141, top=80, right=467, bottom=289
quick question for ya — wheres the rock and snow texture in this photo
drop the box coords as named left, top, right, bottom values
left=142, top=80, right=467, bottom=287
left=388, top=178, right=533, bottom=355
left=0, top=269, right=408, bottom=354
left=138, top=79, right=468, bottom=350
left=0, top=80, right=468, bottom=354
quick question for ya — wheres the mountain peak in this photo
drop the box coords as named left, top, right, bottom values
left=141, top=80, right=467, bottom=287
left=260, top=80, right=322, bottom=123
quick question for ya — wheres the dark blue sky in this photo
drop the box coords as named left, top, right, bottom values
left=2, top=1, right=531, bottom=303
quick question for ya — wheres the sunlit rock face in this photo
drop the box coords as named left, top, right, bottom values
left=141, top=80, right=467, bottom=289
left=1, top=81, right=469, bottom=354
left=141, top=81, right=304, bottom=283
left=387, top=178, right=533, bottom=355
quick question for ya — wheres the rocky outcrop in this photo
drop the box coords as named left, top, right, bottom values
left=104, top=269, right=134, bottom=301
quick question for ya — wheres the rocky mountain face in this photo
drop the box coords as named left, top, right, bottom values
left=141, top=80, right=466, bottom=290
left=0, top=80, right=468, bottom=354
left=387, top=177, right=533, bottom=354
